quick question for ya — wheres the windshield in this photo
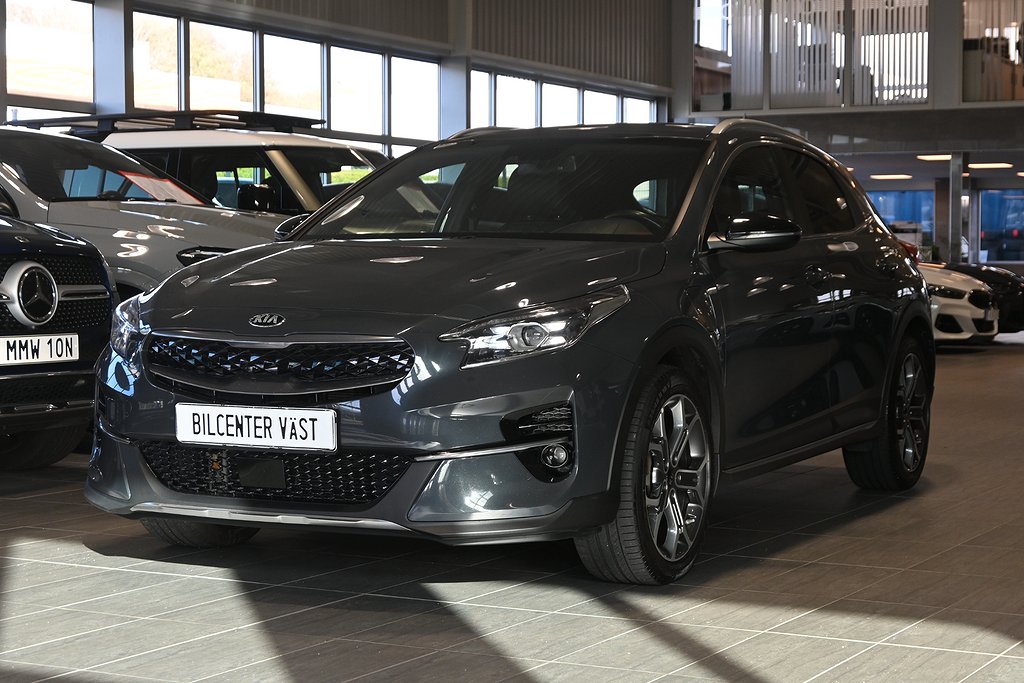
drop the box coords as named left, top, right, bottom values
left=0, top=132, right=205, bottom=204
left=300, top=138, right=706, bottom=242
left=275, top=146, right=388, bottom=207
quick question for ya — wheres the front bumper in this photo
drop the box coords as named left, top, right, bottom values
left=87, top=340, right=635, bottom=544
left=932, top=297, right=998, bottom=341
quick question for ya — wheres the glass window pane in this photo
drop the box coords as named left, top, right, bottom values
left=133, top=13, right=179, bottom=111
left=391, top=57, right=439, bottom=141
left=623, top=97, right=654, bottom=123
left=6, top=0, right=93, bottom=102
left=5, top=106, right=85, bottom=122
left=541, top=83, right=578, bottom=127
left=331, top=48, right=383, bottom=135
left=470, top=70, right=491, bottom=128
left=853, top=0, right=928, bottom=105
left=583, top=90, right=618, bottom=124
left=189, top=22, right=254, bottom=110
left=263, top=35, right=322, bottom=120
left=980, top=189, right=1024, bottom=262
left=694, top=0, right=764, bottom=112
left=495, top=75, right=536, bottom=128
left=867, top=190, right=935, bottom=254
left=963, top=0, right=1021, bottom=102
left=391, top=145, right=417, bottom=157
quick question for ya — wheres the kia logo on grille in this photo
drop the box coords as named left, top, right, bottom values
left=249, top=313, right=285, bottom=328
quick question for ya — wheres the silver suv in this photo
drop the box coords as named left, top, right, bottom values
left=0, top=127, right=282, bottom=299
left=17, top=111, right=388, bottom=217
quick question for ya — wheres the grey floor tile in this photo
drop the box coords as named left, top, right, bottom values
left=377, top=565, right=550, bottom=603
left=504, top=661, right=659, bottom=682
left=155, top=584, right=352, bottom=628
left=289, top=559, right=456, bottom=594
left=963, top=523, right=1024, bottom=550
left=354, top=649, right=535, bottom=682
left=824, top=644, right=996, bottom=682
left=451, top=613, right=641, bottom=661
left=560, top=584, right=731, bottom=621
left=0, top=659, right=75, bottom=682
left=0, top=608, right=131, bottom=653
left=560, top=622, right=755, bottom=674
left=673, top=556, right=802, bottom=592
left=952, top=576, right=1024, bottom=616
left=817, top=536, right=952, bottom=569
left=910, top=545, right=1024, bottom=578
left=92, top=627, right=332, bottom=681
left=463, top=573, right=622, bottom=612
left=256, top=593, right=442, bottom=639
left=348, top=601, right=544, bottom=650
left=202, top=638, right=431, bottom=682
left=661, top=590, right=831, bottom=631
left=68, top=576, right=262, bottom=619
left=964, top=657, right=1024, bottom=682
left=741, top=561, right=895, bottom=598
left=0, top=563, right=105, bottom=598
left=1, top=566, right=182, bottom=608
left=723, top=532, right=862, bottom=562
left=672, top=632, right=869, bottom=682
left=773, top=598, right=939, bottom=641
left=851, top=569, right=993, bottom=608
left=885, top=608, right=1024, bottom=655
left=5, top=617, right=224, bottom=669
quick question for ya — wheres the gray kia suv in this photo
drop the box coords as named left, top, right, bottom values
left=87, top=121, right=935, bottom=584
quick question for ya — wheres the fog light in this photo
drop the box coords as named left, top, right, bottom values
left=541, top=443, right=571, bottom=469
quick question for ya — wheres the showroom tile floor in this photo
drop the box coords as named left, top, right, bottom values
left=1, top=334, right=1023, bottom=682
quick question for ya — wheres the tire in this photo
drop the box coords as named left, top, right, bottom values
left=575, top=365, right=716, bottom=585
left=842, top=337, right=931, bottom=490
left=141, top=517, right=260, bottom=548
left=0, top=424, right=88, bottom=470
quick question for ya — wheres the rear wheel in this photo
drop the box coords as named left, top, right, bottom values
left=0, top=424, right=87, bottom=470
left=843, top=337, right=931, bottom=490
left=575, top=366, right=715, bottom=584
left=141, top=517, right=260, bottom=548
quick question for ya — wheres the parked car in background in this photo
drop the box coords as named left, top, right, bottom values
left=0, top=127, right=283, bottom=300
left=918, top=263, right=999, bottom=342
left=88, top=121, right=935, bottom=585
left=15, top=111, right=389, bottom=216
left=0, top=216, right=113, bottom=469
left=943, top=262, right=1024, bottom=333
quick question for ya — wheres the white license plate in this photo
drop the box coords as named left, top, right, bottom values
left=0, top=333, right=79, bottom=365
left=175, top=404, right=337, bottom=451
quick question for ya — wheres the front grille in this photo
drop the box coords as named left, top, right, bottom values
left=139, top=441, right=410, bottom=506
left=0, top=254, right=105, bottom=285
left=0, top=298, right=111, bottom=334
left=934, top=314, right=962, bottom=334
left=146, top=336, right=415, bottom=390
left=0, top=374, right=93, bottom=408
left=968, top=289, right=994, bottom=310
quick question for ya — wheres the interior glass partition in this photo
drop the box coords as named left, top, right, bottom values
left=964, top=0, right=1024, bottom=102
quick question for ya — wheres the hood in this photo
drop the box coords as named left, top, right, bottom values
left=143, top=237, right=666, bottom=335
left=919, top=263, right=988, bottom=291
left=46, top=201, right=282, bottom=249
left=0, top=215, right=102, bottom=259
left=944, top=262, right=1024, bottom=287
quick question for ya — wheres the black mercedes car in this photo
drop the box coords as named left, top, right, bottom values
left=88, top=121, right=934, bottom=584
left=0, top=217, right=113, bottom=469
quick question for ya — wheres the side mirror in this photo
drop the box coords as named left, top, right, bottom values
left=275, top=213, right=309, bottom=241
left=238, top=184, right=277, bottom=212
left=707, top=212, right=802, bottom=252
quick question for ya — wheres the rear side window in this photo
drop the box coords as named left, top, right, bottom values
left=780, top=149, right=857, bottom=235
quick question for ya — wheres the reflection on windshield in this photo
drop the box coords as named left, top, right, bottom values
left=301, top=139, right=707, bottom=242
left=0, top=133, right=205, bottom=204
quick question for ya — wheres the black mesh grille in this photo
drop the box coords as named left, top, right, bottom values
left=146, top=336, right=415, bottom=386
left=503, top=402, right=574, bottom=443
left=934, top=314, right=962, bottom=334
left=139, top=441, right=410, bottom=505
left=0, top=374, right=93, bottom=408
left=974, top=319, right=996, bottom=333
left=0, top=254, right=105, bottom=285
left=0, top=298, right=111, bottom=334
left=968, top=289, right=994, bottom=310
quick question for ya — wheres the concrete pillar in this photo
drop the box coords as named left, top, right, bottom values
left=669, top=0, right=694, bottom=121
left=93, top=0, right=133, bottom=114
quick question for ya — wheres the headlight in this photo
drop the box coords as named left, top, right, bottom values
left=440, top=286, right=629, bottom=367
left=110, top=295, right=148, bottom=358
left=927, top=284, right=967, bottom=300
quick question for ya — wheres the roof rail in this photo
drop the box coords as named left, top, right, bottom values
left=446, top=126, right=519, bottom=141
left=710, top=117, right=798, bottom=137
left=5, top=110, right=326, bottom=141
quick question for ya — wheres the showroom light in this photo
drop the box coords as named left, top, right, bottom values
left=870, top=174, right=913, bottom=180
left=1018, top=172, right=1024, bottom=177
left=967, top=162, right=1013, bottom=169
left=917, top=154, right=952, bottom=161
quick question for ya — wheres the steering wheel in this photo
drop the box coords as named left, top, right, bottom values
left=602, top=209, right=664, bottom=234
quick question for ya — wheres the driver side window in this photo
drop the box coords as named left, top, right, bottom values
left=709, top=146, right=793, bottom=234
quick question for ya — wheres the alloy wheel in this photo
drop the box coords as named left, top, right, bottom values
left=644, top=393, right=710, bottom=562
left=894, top=352, right=928, bottom=472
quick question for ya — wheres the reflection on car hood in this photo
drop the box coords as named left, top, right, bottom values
left=0, top=215, right=101, bottom=258
left=143, top=238, right=666, bottom=334
left=46, top=201, right=281, bottom=248
left=919, top=263, right=988, bottom=291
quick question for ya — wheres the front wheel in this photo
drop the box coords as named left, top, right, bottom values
left=843, top=337, right=931, bottom=490
left=575, top=366, right=716, bottom=584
